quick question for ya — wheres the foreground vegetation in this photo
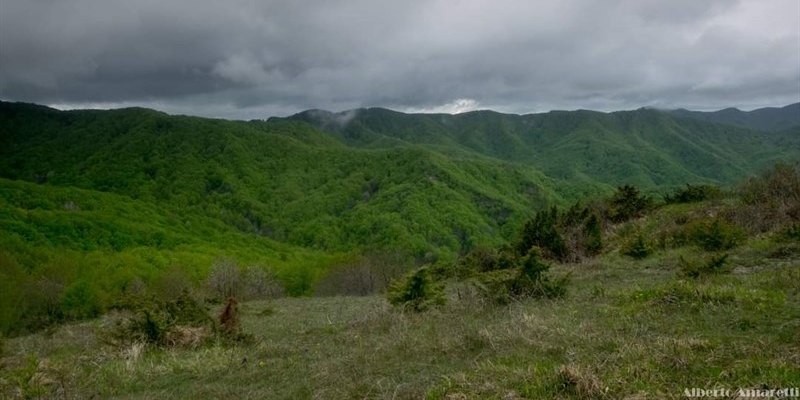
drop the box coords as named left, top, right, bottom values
left=2, top=164, right=798, bottom=398
left=1, top=240, right=797, bottom=398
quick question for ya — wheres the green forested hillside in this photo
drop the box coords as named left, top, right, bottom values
left=284, top=106, right=800, bottom=187
left=0, top=102, right=577, bottom=259
left=0, top=102, right=570, bottom=333
left=3, top=100, right=798, bottom=263
left=1, top=100, right=798, bottom=335
left=0, top=176, right=351, bottom=334
left=668, top=102, right=800, bottom=132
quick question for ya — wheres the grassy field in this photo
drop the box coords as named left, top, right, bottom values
left=2, top=232, right=798, bottom=399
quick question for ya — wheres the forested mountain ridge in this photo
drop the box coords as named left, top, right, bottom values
left=0, top=101, right=574, bottom=262
left=3, top=100, right=798, bottom=263
left=667, top=102, right=800, bottom=132
left=1, top=100, right=798, bottom=336
left=279, top=104, right=800, bottom=188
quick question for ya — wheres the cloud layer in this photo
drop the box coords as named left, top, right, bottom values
left=1, top=0, right=798, bottom=119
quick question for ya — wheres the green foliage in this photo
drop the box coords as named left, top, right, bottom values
left=679, top=253, right=732, bottom=278
left=3, top=181, right=800, bottom=398
left=583, top=213, right=603, bottom=255
left=469, top=270, right=515, bottom=305
left=105, top=289, right=214, bottom=347
left=481, top=201, right=606, bottom=266
left=517, top=207, right=567, bottom=260
left=0, top=177, right=336, bottom=335
left=664, top=184, right=721, bottom=204
left=0, top=102, right=568, bottom=262
left=511, top=250, right=568, bottom=299
left=733, top=162, right=800, bottom=232
left=608, top=185, right=652, bottom=223
left=387, top=267, right=445, bottom=312
left=685, top=218, right=745, bottom=251
left=669, top=103, right=800, bottom=131
left=60, top=280, right=102, bottom=320
left=0, top=102, right=796, bottom=338
left=779, top=223, right=800, bottom=241
left=0, top=252, right=29, bottom=335
left=4, top=101, right=795, bottom=269
left=458, top=247, right=517, bottom=274
left=294, top=105, right=800, bottom=189
left=740, top=162, right=800, bottom=207
left=469, top=249, right=568, bottom=305
left=553, top=202, right=605, bottom=261
left=622, top=234, right=651, bottom=259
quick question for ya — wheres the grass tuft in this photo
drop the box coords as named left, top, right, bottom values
left=556, top=364, right=608, bottom=399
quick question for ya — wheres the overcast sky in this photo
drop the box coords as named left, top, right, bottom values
left=1, top=0, right=798, bottom=119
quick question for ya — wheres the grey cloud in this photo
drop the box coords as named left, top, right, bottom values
left=0, top=0, right=797, bottom=118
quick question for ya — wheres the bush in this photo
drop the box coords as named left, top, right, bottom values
left=469, top=270, right=515, bottom=305
left=511, top=250, right=568, bottom=299
left=733, top=162, right=800, bottom=232
left=679, top=253, right=731, bottom=278
left=206, top=259, right=283, bottom=301
left=779, top=223, right=800, bottom=241
left=0, top=254, right=40, bottom=335
left=514, top=203, right=605, bottom=263
left=314, top=251, right=411, bottom=296
left=739, top=163, right=800, bottom=208
left=622, top=234, right=651, bottom=259
left=206, top=258, right=241, bottom=300
left=149, top=265, right=194, bottom=301
left=562, top=203, right=606, bottom=261
left=516, top=207, right=567, bottom=260
left=458, top=247, right=518, bottom=274
left=60, top=280, right=102, bottom=320
left=387, top=267, right=445, bottom=312
left=470, top=249, right=568, bottom=304
left=685, top=218, right=745, bottom=251
left=583, top=214, right=603, bottom=255
left=314, top=262, right=381, bottom=296
left=608, top=185, right=653, bottom=223
left=664, top=184, right=721, bottom=204
left=241, top=266, right=285, bottom=300
left=104, top=289, right=214, bottom=348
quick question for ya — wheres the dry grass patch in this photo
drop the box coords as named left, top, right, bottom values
left=556, top=364, right=608, bottom=399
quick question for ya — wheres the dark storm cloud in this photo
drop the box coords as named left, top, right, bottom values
left=1, top=0, right=798, bottom=118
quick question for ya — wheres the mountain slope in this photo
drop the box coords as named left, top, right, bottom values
left=1, top=100, right=798, bottom=335
left=280, top=106, right=800, bottom=188
left=3, top=101, right=797, bottom=263
left=0, top=101, right=576, bottom=262
left=0, top=177, right=335, bottom=293
left=668, top=102, right=800, bottom=132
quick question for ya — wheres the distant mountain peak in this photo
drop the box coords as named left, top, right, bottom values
left=667, top=102, right=800, bottom=131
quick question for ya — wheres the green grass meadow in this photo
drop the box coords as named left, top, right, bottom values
left=2, top=235, right=797, bottom=399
